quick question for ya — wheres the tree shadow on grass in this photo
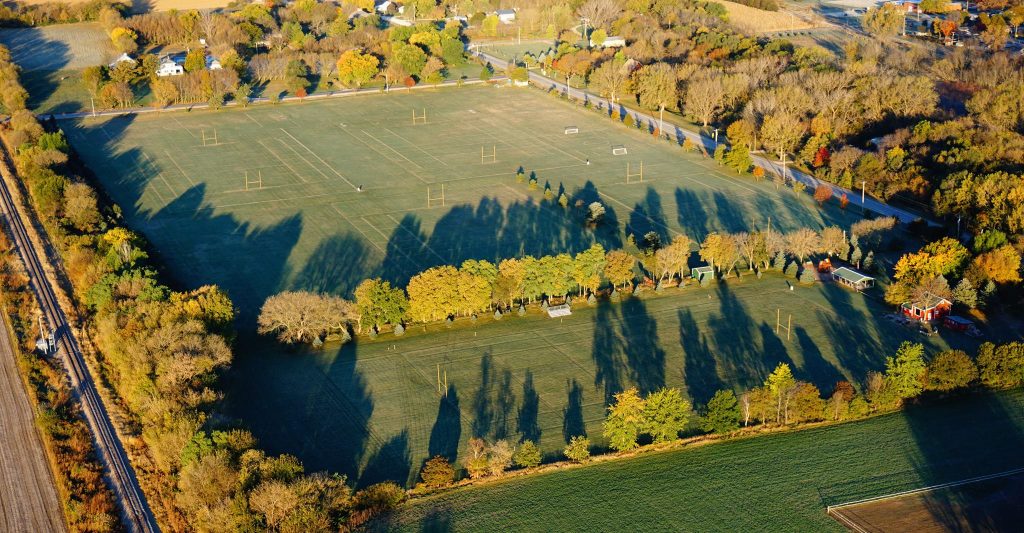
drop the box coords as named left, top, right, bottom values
left=516, top=370, right=541, bottom=443
left=794, top=325, right=844, bottom=387
left=619, top=297, right=666, bottom=395
left=471, top=352, right=494, bottom=439
left=675, top=187, right=709, bottom=241
left=494, top=368, right=516, bottom=441
left=591, top=299, right=624, bottom=404
left=428, top=385, right=461, bottom=462
left=707, top=283, right=765, bottom=390
left=905, top=392, right=1024, bottom=531
left=292, top=233, right=376, bottom=298
left=679, top=309, right=722, bottom=406
left=562, top=378, right=586, bottom=443
left=359, top=429, right=411, bottom=487
left=626, top=187, right=669, bottom=245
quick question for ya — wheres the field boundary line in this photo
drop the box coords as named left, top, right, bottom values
left=329, top=205, right=387, bottom=254
left=825, top=466, right=1024, bottom=513
left=141, top=152, right=177, bottom=199
left=362, top=130, right=424, bottom=170
left=384, top=213, right=448, bottom=264
left=275, top=138, right=329, bottom=182
left=383, top=127, right=449, bottom=167
left=245, top=113, right=263, bottom=127
left=256, top=139, right=308, bottom=184
left=279, top=128, right=358, bottom=190
left=335, top=125, right=430, bottom=184
left=162, top=149, right=197, bottom=187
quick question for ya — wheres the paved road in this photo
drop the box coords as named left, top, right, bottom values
left=0, top=315, right=65, bottom=533
left=0, top=151, right=158, bottom=532
left=472, top=47, right=934, bottom=226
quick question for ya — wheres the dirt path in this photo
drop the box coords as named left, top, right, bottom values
left=0, top=317, right=66, bottom=533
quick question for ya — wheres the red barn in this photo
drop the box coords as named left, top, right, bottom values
left=901, top=293, right=952, bottom=322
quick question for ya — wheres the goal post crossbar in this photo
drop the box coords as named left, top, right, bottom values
left=412, top=108, right=427, bottom=125
left=426, top=183, right=446, bottom=207
left=825, top=466, right=1024, bottom=514
left=626, top=161, right=643, bottom=184
left=480, top=145, right=496, bottom=164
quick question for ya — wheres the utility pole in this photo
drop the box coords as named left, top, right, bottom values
left=713, top=127, right=720, bottom=147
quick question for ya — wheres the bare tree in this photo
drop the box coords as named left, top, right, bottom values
left=577, top=0, right=621, bottom=31
left=257, top=291, right=356, bottom=345
left=820, top=226, right=848, bottom=258
left=786, top=228, right=821, bottom=264
left=684, top=73, right=725, bottom=127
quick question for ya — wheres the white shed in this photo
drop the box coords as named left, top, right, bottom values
left=156, top=58, right=184, bottom=77
left=495, top=9, right=516, bottom=23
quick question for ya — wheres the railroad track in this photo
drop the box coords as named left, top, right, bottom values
left=0, top=159, right=158, bottom=533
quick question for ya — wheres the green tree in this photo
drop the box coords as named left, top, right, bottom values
left=184, top=48, right=206, bottom=73
left=563, top=435, right=590, bottom=463
left=788, top=382, right=825, bottom=423
left=513, top=440, right=541, bottom=468
left=481, top=14, right=499, bottom=36
left=590, top=28, right=608, bottom=46
left=233, top=83, right=251, bottom=107
left=603, top=387, right=645, bottom=451
left=479, top=63, right=492, bottom=81
left=634, top=62, right=676, bottom=132
left=925, top=350, right=977, bottom=391
left=419, top=456, right=455, bottom=488
left=863, top=4, right=905, bottom=36
left=354, top=278, right=409, bottom=332
left=393, top=43, right=428, bottom=77
left=952, top=278, right=977, bottom=309
left=573, top=243, right=606, bottom=295
left=976, top=342, right=1024, bottom=388
left=701, top=389, right=740, bottom=434
left=641, top=387, right=690, bottom=442
left=285, top=59, right=311, bottom=94
left=765, top=363, right=796, bottom=424
left=885, top=342, right=927, bottom=399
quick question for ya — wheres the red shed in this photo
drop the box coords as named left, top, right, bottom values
left=943, top=315, right=973, bottom=332
left=901, top=293, right=952, bottom=322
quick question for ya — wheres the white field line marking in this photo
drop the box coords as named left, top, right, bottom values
left=279, top=128, right=358, bottom=190
left=334, top=125, right=429, bottom=184
left=384, top=127, right=449, bottom=167
left=256, top=139, right=307, bottom=184
left=141, top=152, right=177, bottom=199
left=245, top=113, right=263, bottom=127
left=358, top=214, right=429, bottom=271
left=162, top=149, right=197, bottom=187
left=384, top=213, right=448, bottom=264
left=329, top=205, right=386, bottom=254
left=362, top=130, right=423, bottom=169
left=171, top=115, right=197, bottom=138
left=276, top=138, right=331, bottom=181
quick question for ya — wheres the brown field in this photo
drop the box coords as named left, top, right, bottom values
left=721, top=0, right=820, bottom=34
left=14, top=0, right=233, bottom=13
left=830, top=472, right=1024, bottom=532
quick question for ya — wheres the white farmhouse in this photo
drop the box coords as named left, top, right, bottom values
left=495, top=8, right=516, bottom=24
left=156, top=58, right=184, bottom=77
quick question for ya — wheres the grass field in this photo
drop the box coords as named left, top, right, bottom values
left=376, top=389, right=1024, bottom=531
left=720, top=0, right=819, bottom=34
left=65, top=85, right=975, bottom=487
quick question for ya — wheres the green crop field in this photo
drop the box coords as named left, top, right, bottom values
left=64, top=85, right=975, bottom=487
left=377, top=389, right=1024, bottom=532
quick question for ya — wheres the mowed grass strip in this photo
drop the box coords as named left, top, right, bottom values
left=376, top=389, right=1024, bottom=532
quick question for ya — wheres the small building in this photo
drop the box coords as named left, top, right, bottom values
left=901, top=293, right=952, bottom=322
left=108, top=53, right=136, bottom=69
left=156, top=58, right=184, bottom=77
left=691, top=265, right=714, bottom=283
left=943, top=315, right=972, bottom=332
left=375, top=0, right=396, bottom=13
left=546, top=303, right=571, bottom=318
left=597, top=36, right=626, bottom=48
left=495, top=8, right=516, bottom=24
left=620, top=58, right=641, bottom=75
left=831, top=266, right=874, bottom=291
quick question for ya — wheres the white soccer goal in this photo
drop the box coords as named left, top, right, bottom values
left=612, top=145, right=628, bottom=156
left=564, top=126, right=579, bottom=134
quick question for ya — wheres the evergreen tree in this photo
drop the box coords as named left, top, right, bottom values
left=700, top=389, right=740, bottom=434
left=952, top=278, right=978, bottom=309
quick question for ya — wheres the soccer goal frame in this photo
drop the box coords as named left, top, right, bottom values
left=612, top=145, right=628, bottom=156
left=564, top=126, right=579, bottom=134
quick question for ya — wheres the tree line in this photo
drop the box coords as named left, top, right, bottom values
left=411, top=340, right=1024, bottom=493
left=258, top=218, right=899, bottom=345
left=0, top=43, right=402, bottom=532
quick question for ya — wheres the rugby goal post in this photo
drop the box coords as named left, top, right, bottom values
left=612, top=145, right=627, bottom=156
left=202, top=129, right=219, bottom=146
left=244, top=170, right=263, bottom=191
left=427, top=184, right=446, bottom=207
left=626, top=161, right=644, bottom=184
left=412, top=108, right=427, bottom=125
left=481, top=145, right=496, bottom=164
left=564, top=126, right=579, bottom=134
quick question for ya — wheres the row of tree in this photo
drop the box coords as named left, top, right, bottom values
left=258, top=216, right=899, bottom=346
left=415, top=340, right=1024, bottom=493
